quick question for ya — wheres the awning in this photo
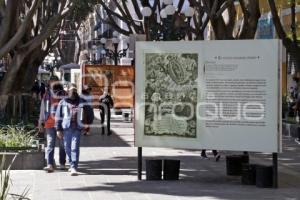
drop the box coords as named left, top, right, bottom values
left=60, top=63, right=80, bottom=70
left=38, top=67, right=50, bottom=74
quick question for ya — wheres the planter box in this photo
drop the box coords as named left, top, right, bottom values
left=0, top=151, right=45, bottom=170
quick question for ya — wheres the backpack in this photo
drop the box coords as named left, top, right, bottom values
left=83, top=104, right=94, bottom=125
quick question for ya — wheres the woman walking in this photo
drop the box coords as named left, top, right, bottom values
left=38, top=77, right=66, bottom=173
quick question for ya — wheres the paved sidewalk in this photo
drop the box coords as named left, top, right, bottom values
left=9, top=121, right=300, bottom=200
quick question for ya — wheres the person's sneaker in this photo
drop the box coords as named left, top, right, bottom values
left=84, top=132, right=91, bottom=136
left=201, top=155, right=209, bottom=160
left=215, top=154, right=221, bottom=162
left=43, top=165, right=54, bottom=173
left=68, top=168, right=72, bottom=172
left=70, top=168, right=78, bottom=176
left=58, top=164, right=66, bottom=170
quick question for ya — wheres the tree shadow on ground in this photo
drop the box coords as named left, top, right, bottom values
left=58, top=127, right=300, bottom=199
left=79, top=128, right=131, bottom=147
left=63, top=156, right=300, bottom=200
left=61, top=180, right=300, bottom=200
left=63, top=154, right=300, bottom=199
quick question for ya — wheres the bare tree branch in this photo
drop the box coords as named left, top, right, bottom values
left=152, top=0, right=160, bottom=13
left=121, top=0, right=143, bottom=33
left=131, top=0, right=143, bottom=19
left=0, top=0, right=41, bottom=58
left=238, top=0, right=260, bottom=39
left=211, top=0, right=219, bottom=15
left=177, top=0, right=185, bottom=13
left=268, top=0, right=300, bottom=71
left=0, top=0, right=6, bottom=18
left=99, top=1, right=131, bottom=25
left=21, top=2, right=74, bottom=52
left=291, top=0, right=297, bottom=42
left=0, top=0, right=19, bottom=47
left=216, top=0, right=234, bottom=17
left=100, top=14, right=132, bottom=35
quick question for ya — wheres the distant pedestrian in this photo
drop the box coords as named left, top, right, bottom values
left=99, top=89, right=114, bottom=136
left=55, top=84, right=94, bottom=176
left=81, top=85, right=93, bottom=105
left=81, top=85, right=94, bottom=136
left=40, top=82, right=46, bottom=99
left=31, top=80, right=40, bottom=99
left=38, top=76, right=66, bottom=173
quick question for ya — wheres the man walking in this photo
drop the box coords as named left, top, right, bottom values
left=55, top=84, right=93, bottom=176
left=99, top=90, right=114, bottom=135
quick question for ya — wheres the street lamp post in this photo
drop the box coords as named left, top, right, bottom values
left=43, top=55, right=61, bottom=76
left=100, top=32, right=129, bottom=66
left=141, top=7, right=152, bottom=41
left=141, top=0, right=195, bottom=41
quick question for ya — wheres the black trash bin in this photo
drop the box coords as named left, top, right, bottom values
left=124, top=113, right=129, bottom=121
left=256, top=165, right=273, bottom=188
left=163, top=159, right=180, bottom=180
left=226, top=155, right=249, bottom=176
left=146, top=159, right=162, bottom=180
left=241, top=164, right=256, bottom=185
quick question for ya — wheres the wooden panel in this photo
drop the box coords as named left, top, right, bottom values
left=82, top=64, right=134, bottom=109
left=113, top=87, right=134, bottom=108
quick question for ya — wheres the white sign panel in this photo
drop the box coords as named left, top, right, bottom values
left=135, top=40, right=282, bottom=153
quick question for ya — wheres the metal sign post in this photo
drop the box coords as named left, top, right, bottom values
left=138, top=147, right=142, bottom=180
left=272, top=153, right=278, bottom=188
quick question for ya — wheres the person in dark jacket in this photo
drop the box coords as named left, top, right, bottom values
left=55, top=84, right=87, bottom=176
left=40, top=82, right=46, bottom=100
left=99, top=89, right=114, bottom=136
left=81, top=85, right=93, bottom=136
left=31, top=80, right=40, bottom=99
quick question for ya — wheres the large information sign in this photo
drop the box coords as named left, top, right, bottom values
left=135, top=40, right=282, bottom=153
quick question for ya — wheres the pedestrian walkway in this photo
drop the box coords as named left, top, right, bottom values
left=9, top=121, right=300, bottom=200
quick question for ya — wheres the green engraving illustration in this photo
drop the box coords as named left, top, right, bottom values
left=144, top=53, right=198, bottom=138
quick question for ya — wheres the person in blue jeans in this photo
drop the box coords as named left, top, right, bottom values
left=38, top=77, right=66, bottom=172
left=55, top=84, right=92, bottom=176
left=45, top=128, right=66, bottom=170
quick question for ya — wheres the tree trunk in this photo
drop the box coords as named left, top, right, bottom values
left=0, top=51, right=27, bottom=96
left=268, top=0, right=300, bottom=70
left=13, top=48, right=44, bottom=93
left=75, top=32, right=81, bottom=64
left=238, top=0, right=261, bottom=39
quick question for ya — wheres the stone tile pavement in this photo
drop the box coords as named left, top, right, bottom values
left=8, top=120, right=300, bottom=200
